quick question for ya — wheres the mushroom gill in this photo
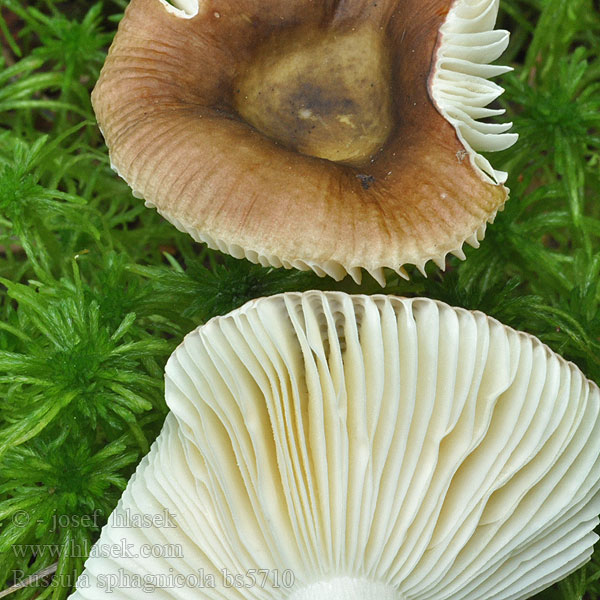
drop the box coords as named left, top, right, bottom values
left=92, top=0, right=517, bottom=284
left=70, top=292, right=600, bottom=600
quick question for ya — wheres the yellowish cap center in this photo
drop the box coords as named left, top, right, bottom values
left=234, top=24, right=394, bottom=167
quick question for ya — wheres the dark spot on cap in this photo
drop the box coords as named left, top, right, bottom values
left=356, top=173, right=375, bottom=190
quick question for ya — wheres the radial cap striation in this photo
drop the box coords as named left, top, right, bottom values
left=92, top=0, right=517, bottom=284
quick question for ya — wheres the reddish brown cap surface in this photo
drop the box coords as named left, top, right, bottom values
left=92, top=0, right=514, bottom=284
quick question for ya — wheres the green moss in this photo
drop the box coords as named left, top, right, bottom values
left=0, top=0, right=599, bottom=598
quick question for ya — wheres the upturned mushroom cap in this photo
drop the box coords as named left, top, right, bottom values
left=71, top=292, right=600, bottom=600
left=92, top=0, right=517, bottom=285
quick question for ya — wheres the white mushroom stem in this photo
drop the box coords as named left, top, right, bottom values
left=289, top=577, right=403, bottom=600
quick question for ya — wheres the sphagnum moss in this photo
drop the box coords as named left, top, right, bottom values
left=0, top=0, right=599, bottom=599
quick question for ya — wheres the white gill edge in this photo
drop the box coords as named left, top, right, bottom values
left=430, top=0, right=518, bottom=185
left=146, top=202, right=491, bottom=287
left=157, top=0, right=199, bottom=19
left=68, top=293, right=600, bottom=600
left=117, top=0, right=508, bottom=284
left=149, top=203, right=379, bottom=285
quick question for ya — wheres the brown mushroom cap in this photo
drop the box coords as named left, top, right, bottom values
left=93, top=0, right=516, bottom=284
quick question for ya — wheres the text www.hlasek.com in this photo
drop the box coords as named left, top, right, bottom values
left=12, top=538, right=184, bottom=560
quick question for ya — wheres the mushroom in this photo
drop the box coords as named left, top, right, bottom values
left=70, top=292, right=600, bottom=600
left=92, top=0, right=517, bottom=285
